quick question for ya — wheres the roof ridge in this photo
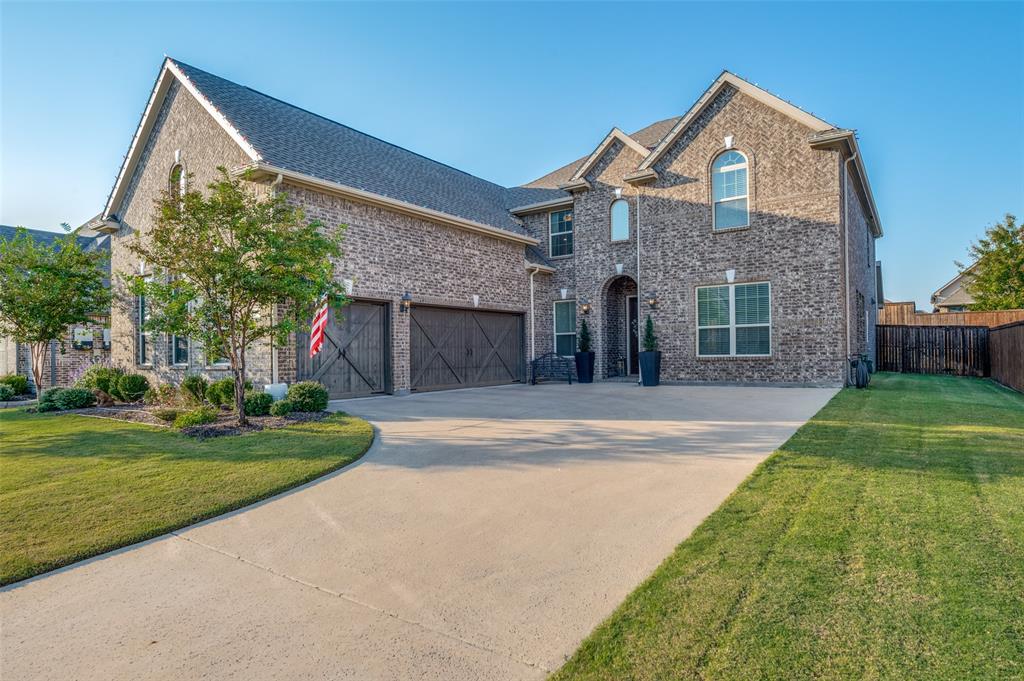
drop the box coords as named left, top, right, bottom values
left=169, top=58, right=512, bottom=193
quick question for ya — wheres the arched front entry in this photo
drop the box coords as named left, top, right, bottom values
left=602, top=275, right=638, bottom=378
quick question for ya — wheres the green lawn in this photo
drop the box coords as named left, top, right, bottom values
left=553, top=374, right=1024, bottom=681
left=0, top=410, right=373, bottom=585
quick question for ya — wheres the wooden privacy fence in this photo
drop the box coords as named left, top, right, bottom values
left=876, top=325, right=990, bottom=377
left=989, top=321, right=1024, bottom=392
left=880, top=302, right=1024, bottom=328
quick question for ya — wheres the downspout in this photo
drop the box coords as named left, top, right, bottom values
left=269, top=173, right=284, bottom=384
left=528, top=267, right=538, bottom=362
left=635, top=185, right=643, bottom=386
left=843, top=153, right=858, bottom=385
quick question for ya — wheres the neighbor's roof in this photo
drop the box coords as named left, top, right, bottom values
left=0, top=224, right=111, bottom=277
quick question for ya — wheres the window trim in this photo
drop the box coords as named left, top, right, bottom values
left=171, top=335, right=190, bottom=367
left=695, top=281, right=772, bottom=358
left=549, top=209, right=574, bottom=258
left=610, top=198, right=630, bottom=242
left=553, top=299, right=577, bottom=357
left=137, top=275, right=153, bottom=366
left=711, top=149, right=750, bottom=231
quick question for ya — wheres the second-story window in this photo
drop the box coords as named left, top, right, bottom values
left=550, top=209, right=573, bottom=257
left=611, top=199, right=629, bottom=241
left=712, top=150, right=749, bottom=230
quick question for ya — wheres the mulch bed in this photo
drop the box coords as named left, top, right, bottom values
left=30, top=404, right=329, bottom=438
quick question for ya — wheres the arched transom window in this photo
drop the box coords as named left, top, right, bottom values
left=712, top=150, right=748, bottom=229
left=610, top=198, right=629, bottom=241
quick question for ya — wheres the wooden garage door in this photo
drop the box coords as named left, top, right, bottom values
left=297, top=301, right=389, bottom=399
left=410, top=306, right=524, bottom=392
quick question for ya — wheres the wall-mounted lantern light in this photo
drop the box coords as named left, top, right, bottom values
left=560, top=287, right=569, bottom=300
left=646, top=292, right=659, bottom=309
left=399, top=291, right=412, bottom=313
left=725, top=269, right=736, bottom=283
left=580, top=298, right=592, bottom=315
left=615, top=263, right=624, bottom=275
left=472, top=294, right=480, bottom=308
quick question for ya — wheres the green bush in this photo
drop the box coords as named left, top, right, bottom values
left=287, top=381, right=329, bottom=412
left=269, top=399, right=293, bottom=417
left=243, top=390, right=273, bottom=416
left=181, top=374, right=207, bottom=403
left=144, top=384, right=180, bottom=406
left=54, top=387, right=97, bottom=410
left=37, top=387, right=66, bottom=412
left=151, top=408, right=179, bottom=423
left=172, top=406, right=219, bottom=429
left=0, top=384, right=15, bottom=401
left=207, top=377, right=252, bottom=409
left=0, top=374, right=29, bottom=395
left=75, top=365, right=125, bottom=396
left=116, top=374, right=150, bottom=402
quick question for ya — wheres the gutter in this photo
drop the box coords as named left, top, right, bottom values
left=509, top=197, right=573, bottom=216
left=237, top=163, right=540, bottom=247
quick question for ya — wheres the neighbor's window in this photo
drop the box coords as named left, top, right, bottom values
left=554, top=300, right=577, bottom=356
left=610, top=199, right=629, bottom=241
left=712, top=150, right=749, bottom=230
left=697, top=282, right=770, bottom=356
left=169, top=163, right=185, bottom=199
left=550, top=209, right=574, bottom=257
left=137, top=277, right=153, bottom=365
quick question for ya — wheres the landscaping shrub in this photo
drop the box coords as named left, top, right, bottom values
left=287, top=381, right=329, bottom=412
left=207, top=377, right=252, bottom=409
left=172, top=406, right=219, bottom=429
left=116, top=374, right=150, bottom=403
left=75, top=364, right=125, bottom=397
left=144, top=384, right=179, bottom=406
left=0, top=374, right=29, bottom=395
left=181, top=374, right=207, bottom=404
left=37, top=387, right=66, bottom=412
left=152, top=408, right=179, bottom=423
left=269, top=399, right=293, bottom=417
left=0, top=384, right=15, bottom=401
left=243, top=390, right=273, bottom=416
left=54, top=387, right=96, bottom=410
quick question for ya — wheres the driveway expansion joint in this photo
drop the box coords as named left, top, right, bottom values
left=170, top=532, right=551, bottom=674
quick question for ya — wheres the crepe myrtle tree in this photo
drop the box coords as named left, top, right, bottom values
left=961, top=213, right=1023, bottom=310
left=0, top=225, right=110, bottom=394
left=126, top=167, right=347, bottom=425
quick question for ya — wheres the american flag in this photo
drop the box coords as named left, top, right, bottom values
left=309, top=295, right=329, bottom=358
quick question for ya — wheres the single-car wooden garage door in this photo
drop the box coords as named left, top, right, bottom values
left=410, top=306, right=525, bottom=392
left=297, top=300, right=390, bottom=399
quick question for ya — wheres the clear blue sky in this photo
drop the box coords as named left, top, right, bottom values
left=2, top=2, right=1022, bottom=310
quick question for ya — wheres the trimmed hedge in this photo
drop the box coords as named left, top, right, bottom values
left=117, top=374, right=150, bottom=403
left=75, top=365, right=125, bottom=397
left=0, top=374, right=29, bottom=395
left=269, top=399, right=294, bottom=417
left=0, top=384, right=15, bottom=401
left=36, top=387, right=96, bottom=411
left=181, top=374, right=207, bottom=404
left=287, top=381, right=329, bottom=412
left=207, top=377, right=252, bottom=409
left=243, top=391, right=273, bottom=416
left=173, top=407, right=219, bottom=429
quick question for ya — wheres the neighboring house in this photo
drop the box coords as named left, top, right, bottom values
left=931, top=263, right=976, bottom=312
left=99, top=58, right=883, bottom=397
left=0, top=224, right=111, bottom=392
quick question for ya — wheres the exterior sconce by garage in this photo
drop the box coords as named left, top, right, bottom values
left=646, top=292, right=659, bottom=309
left=399, top=291, right=412, bottom=313
left=579, top=298, right=592, bottom=315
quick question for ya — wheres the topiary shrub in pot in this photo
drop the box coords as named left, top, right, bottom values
left=574, top=318, right=595, bottom=383
left=287, top=381, right=329, bottom=412
left=638, top=314, right=661, bottom=387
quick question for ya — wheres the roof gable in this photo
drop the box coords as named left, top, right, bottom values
left=565, top=128, right=651, bottom=186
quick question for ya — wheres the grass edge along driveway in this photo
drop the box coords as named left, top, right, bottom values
left=1, top=411, right=374, bottom=586
left=552, top=373, right=1024, bottom=681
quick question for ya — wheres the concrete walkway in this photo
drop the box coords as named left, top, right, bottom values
left=1, top=382, right=836, bottom=680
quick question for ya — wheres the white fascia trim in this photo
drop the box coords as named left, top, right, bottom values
left=244, top=163, right=540, bottom=247
left=639, top=71, right=835, bottom=173
left=509, top=197, right=574, bottom=215
left=525, top=261, right=555, bottom=274
left=931, top=262, right=977, bottom=299
left=567, top=128, right=652, bottom=183
left=103, top=58, right=261, bottom=220
left=812, top=130, right=884, bottom=237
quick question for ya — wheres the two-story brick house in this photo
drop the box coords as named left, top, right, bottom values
left=98, top=58, right=882, bottom=398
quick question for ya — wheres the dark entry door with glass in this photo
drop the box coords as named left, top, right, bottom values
left=628, top=296, right=639, bottom=375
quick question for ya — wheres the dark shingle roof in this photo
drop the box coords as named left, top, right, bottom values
left=172, top=59, right=534, bottom=234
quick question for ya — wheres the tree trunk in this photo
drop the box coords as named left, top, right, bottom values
left=232, top=354, right=248, bottom=427
left=29, top=341, right=47, bottom=397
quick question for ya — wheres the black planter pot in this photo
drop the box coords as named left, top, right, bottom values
left=575, top=351, right=595, bottom=383
left=638, top=351, right=662, bottom=387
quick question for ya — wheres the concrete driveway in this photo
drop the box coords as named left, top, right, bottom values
left=1, top=382, right=835, bottom=680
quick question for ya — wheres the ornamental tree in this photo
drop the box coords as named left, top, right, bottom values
left=0, top=227, right=110, bottom=393
left=960, top=213, right=1024, bottom=310
left=126, top=167, right=347, bottom=425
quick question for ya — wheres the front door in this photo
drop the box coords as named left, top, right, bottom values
left=627, top=296, right=639, bottom=375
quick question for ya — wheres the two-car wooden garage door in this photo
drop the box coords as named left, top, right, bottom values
left=298, top=302, right=524, bottom=398
left=410, top=306, right=525, bottom=392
